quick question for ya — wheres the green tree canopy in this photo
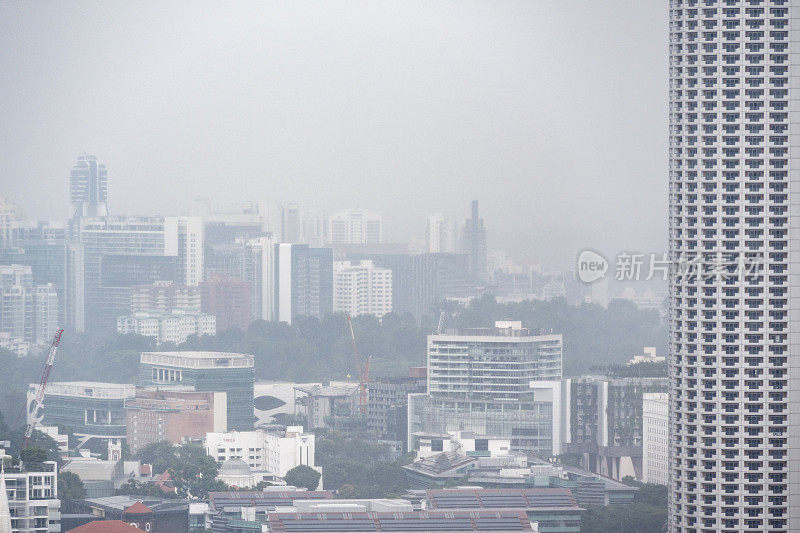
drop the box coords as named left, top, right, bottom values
left=58, top=471, right=86, bottom=501
left=285, top=465, right=321, bottom=491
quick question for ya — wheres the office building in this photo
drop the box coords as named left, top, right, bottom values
left=561, top=376, right=668, bottom=482
left=329, top=209, right=382, bottom=244
left=26, top=382, right=135, bottom=448
left=200, top=274, right=252, bottom=332
left=348, top=252, right=471, bottom=322
left=409, top=322, right=563, bottom=455
left=67, top=216, right=203, bottom=333
left=205, top=426, right=315, bottom=478
left=125, top=388, right=228, bottom=453
left=333, top=260, right=392, bottom=318
left=642, top=392, right=668, bottom=486
left=667, top=4, right=798, bottom=531
left=366, top=373, right=426, bottom=452
left=117, top=309, right=216, bottom=345
left=33, top=284, right=58, bottom=346
left=426, top=214, right=462, bottom=253
left=130, top=281, right=201, bottom=314
left=138, top=351, right=255, bottom=431
left=70, top=155, right=108, bottom=218
left=1, top=461, right=60, bottom=533
left=275, top=244, right=333, bottom=324
left=204, top=236, right=276, bottom=322
left=0, top=265, right=33, bottom=344
left=462, top=200, right=487, bottom=283
left=0, top=221, right=68, bottom=328
left=410, top=431, right=512, bottom=460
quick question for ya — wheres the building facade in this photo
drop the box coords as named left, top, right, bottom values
left=0, top=265, right=59, bottom=352
left=462, top=200, right=487, bottom=283
left=67, top=216, right=203, bottom=333
left=642, top=392, right=668, bottom=486
left=26, top=382, right=135, bottom=448
left=117, top=309, right=215, bottom=344
left=69, top=155, right=108, bottom=218
left=200, top=274, right=252, bottom=332
left=333, top=260, right=392, bottom=318
left=409, top=322, right=563, bottom=456
left=275, top=244, right=333, bottom=324
left=205, top=426, right=315, bottom=478
left=130, top=281, right=201, bottom=314
left=138, top=351, right=255, bottom=431
left=667, top=3, right=796, bottom=531
left=125, top=388, right=228, bottom=453
left=366, top=374, right=426, bottom=451
left=3, top=461, right=60, bottom=533
left=329, top=209, right=382, bottom=244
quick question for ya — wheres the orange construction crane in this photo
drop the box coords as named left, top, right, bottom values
left=347, top=316, right=370, bottom=413
left=22, top=329, right=64, bottom=451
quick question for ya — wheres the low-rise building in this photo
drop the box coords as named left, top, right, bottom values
left=410, top=430, right=511, bottom=460
left=1, top=460, right=60, bottom=533
left=61, top=457, right=123, bottom=498
left=642, top=392, right=669, bottom=485
left=27, top=382, right=135, bottom=449
left=64, top=496, right=189, bottom=533
left=205, top=426, right=315, bottom=478
left=130, top=281, right=201, bottom=314
left=205, top=489, right=333, bottom=532
left=253, top=381, right=321, bottom=428
left=125, top=388, right=228, bottom=453
left=117, top=309, right=215, bottom=345
left=293, top=383, right=358, bottom=430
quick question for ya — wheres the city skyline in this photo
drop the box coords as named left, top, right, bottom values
left=0, top=2, right=668, bottom=268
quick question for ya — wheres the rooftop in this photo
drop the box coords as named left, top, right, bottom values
left=30, top=382, right=136, bottom=399
left=140, top=351, right=254, bottom=368
left=426, top=488, right=582, bottom=512
left=402, top=452, right=478, bottom=477
left=266, top=510, right=534, bottom=532
left=67, top=521, right=146, bottom=533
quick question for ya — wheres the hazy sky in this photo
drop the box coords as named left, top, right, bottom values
left=0, top=1, right=667, bottom=269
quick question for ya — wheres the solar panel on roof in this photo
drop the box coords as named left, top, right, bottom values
left=473, top=518, right=525, bottom=531
left=378, top=518, right=474, bottom=531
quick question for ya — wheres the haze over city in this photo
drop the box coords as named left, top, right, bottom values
left=1, top=1, right=668, bottom=268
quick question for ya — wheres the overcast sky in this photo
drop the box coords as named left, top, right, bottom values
left=0, top=1, right=667, bottom=269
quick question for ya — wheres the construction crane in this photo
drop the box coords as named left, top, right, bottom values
left=22, top=329, right=63, bottom=451
left=347, top=316, right=370, bottom=413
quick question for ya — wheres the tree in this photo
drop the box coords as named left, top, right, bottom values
left=58, top=471, right=86, bottom=501
left=20, top=447, right=47, bottom=470
left=285, top=465, right=321, bottom=491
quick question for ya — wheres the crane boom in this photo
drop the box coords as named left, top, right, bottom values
left=22, top=329, right=63, bottom=451
left=347, top=316, right=369, bottom=413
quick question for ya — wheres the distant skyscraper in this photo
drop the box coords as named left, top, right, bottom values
left=462, top=200, right=487, bottom=283
left=329, top=209, right=382, bottom=244
left=275, top=244, right=333, bottom=324
left=70, top=154, right=108, bottom=218
left=669, top=4, right=796, bottom=532
left=425, top=214, right=461, bottom=254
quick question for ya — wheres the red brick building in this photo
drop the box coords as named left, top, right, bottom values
left=125, top=388, right=227, bottom=453
left=200, top=273, right=252, bottom=331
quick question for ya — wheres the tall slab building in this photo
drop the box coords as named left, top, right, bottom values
left=668, top=2, right=796, bottom=531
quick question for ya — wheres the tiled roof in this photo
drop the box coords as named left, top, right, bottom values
left=123, top=501, right=153, bottom=515
left=68, top=520, right=144, bottom=533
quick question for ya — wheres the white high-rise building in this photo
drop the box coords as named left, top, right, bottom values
left=0, top=197, right=19, bottom=248
left=425, top=214, right=461, bottom=253
left=329, top=209, right=382, bottom=244
left=643, top=392, right=669, bottom=486
left=33, top=284, right=59, bottom=346
left=669, top=3, right=796, bottom=531
left=333, top=260, right=392, bottom=318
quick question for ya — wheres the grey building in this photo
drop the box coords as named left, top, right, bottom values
left=275, top=244, right=332, bottom=324
left=462, top=200, right=487, bottom=284
left=138, top=351, right=255, bottom=431
left=70, top=155, right=108, bottom=218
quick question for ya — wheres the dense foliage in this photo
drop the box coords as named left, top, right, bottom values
left=580, top=482, right=668, bottom=533
left=0, top=297, right=666, bottom=425
left=284, top=465, right=321, bottom=491
left=130, top=441, right=227, bottom=499
left=58, top=471, right=87, bottom=501
left=314, top=429, right=408, bottom=498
